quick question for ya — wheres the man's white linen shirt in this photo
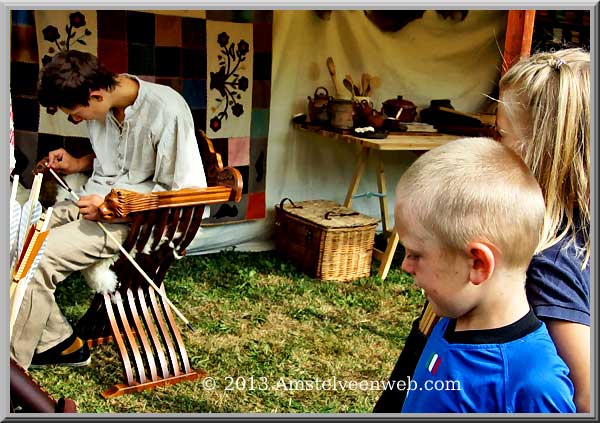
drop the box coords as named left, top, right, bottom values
left=81, top=75, right=207, bottom=199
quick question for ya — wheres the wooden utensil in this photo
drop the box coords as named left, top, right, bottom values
left=326, top=57, right=341, bottom=97
left=364, top=82, right=371, bottom=97
left=345, top=74, right=361, bottom=98
left=361, top=73, right=370, bottom=96
left=365, top=76, right=381, bottom=96
left=342, top=78, right=355, bottom=96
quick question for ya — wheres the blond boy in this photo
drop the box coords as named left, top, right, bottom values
left=396, top=137, right=575, bottom=413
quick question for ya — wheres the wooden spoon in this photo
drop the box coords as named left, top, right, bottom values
left=364, top=79, right=372, bottom=97
left=344, top=74, right=360, bottom=98
left=365, top=75, right=381, bottom=96
left=326, top=57, right=340, bottom=97
left=361, top=73, right=370, bottom=96
left=342, top=78, right=355, bottom=96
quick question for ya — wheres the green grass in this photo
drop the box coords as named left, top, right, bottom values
left=27, top=250, right=423, bottom=413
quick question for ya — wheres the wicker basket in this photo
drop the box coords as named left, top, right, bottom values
left=274, top=199, right=379, bottom=282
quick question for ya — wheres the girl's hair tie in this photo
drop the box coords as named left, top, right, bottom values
left=554, top=58, right=566, bottom=69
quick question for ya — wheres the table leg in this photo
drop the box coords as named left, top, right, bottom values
left=375, top=150, right=389, bottom=234
left=374, top=151, right=399, bottom=281
left=378, top=228, right=400, bottom=281
left=344, top=147, right=370, bottom=208
left=344, top=146, right=399, bottom=281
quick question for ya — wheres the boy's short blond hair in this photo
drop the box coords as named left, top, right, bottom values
left=395, top=137, right=545, bottom=269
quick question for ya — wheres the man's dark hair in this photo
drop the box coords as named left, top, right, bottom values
left=37, top=50, right=118, bottom=109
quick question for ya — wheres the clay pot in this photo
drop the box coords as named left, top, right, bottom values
left=367, top=109, right=386, bottom=129
left=353, top=98, right=374, bottom=127
left=308, top=86, right=333, bottom=124
left=381, top=95, right=417, bottom=122
left=330, top=99, right=354, bottom=129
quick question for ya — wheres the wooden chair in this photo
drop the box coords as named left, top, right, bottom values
left=73, top=130, right=242, bottom=398
left=10, top=358, right=77, bottom=413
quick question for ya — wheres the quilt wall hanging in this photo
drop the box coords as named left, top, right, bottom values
left=10, top=9, right=273, bottom=223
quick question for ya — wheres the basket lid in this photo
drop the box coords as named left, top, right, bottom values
left=277, top=199, right=379, bottom=229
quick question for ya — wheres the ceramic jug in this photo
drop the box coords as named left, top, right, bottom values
left=308, top=87, right=333, bottom=124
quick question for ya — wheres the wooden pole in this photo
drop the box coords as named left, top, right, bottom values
left=502, top=10, right=536, bottom=75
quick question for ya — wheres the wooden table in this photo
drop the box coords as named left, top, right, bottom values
left=294, top=124, right=460, bottom=280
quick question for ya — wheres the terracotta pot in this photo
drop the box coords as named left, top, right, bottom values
left=367, top=109, right=386, bottom=129
left=381, top=95, right=417, bottom=122
left=353, top=98, right=374, bottom=127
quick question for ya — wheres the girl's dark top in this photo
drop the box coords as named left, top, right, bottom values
left=526, top=214, right=589, bottom=326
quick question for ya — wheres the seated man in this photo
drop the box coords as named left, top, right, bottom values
left=394, top=137, right=575, bottom=412
left=10, top=50, right=207, bottom=369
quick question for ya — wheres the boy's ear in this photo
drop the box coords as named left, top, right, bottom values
left=466, top=242, right=495, bottom=285
left=89, top=90, right=103, bottom=102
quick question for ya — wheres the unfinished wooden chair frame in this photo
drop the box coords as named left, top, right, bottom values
left=71, top=130, right=242, bottom=398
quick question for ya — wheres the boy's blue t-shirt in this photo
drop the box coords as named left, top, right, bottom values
left=402, top=310, right=575, bottom=413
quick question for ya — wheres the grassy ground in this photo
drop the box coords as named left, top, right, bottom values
left=27, top=249, right=423, bottom=414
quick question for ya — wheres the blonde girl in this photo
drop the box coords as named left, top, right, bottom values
left=496, top=48, right=590, bottom=412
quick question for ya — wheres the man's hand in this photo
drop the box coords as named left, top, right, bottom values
left=76, top=195, right=131, bottom=223
left=48, top=149, right=94, bottom=174
left=76, top=195, right=105, bottom=221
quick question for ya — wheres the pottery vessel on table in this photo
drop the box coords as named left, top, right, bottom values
left=381, top=95, right=417, bottom=122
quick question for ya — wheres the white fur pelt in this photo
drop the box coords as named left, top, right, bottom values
left=80, top=232, right=184, bottom=295
left=81, top=254, right=120, bottom=294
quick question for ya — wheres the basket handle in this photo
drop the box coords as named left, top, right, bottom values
left=324, top=210, right=360, bottom=220
left=279, top=197, right=303, bottom=209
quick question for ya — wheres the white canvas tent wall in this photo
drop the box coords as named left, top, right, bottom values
left=187, top=9, right=508, bottom=255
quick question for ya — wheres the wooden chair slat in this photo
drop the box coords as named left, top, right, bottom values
left=147, top=288, right=181, bottom=376
left=156, top=285, right=192, bottom=374
left=103, top=293, right=134, bottom=386
left=154, top=251, right=177, bottom=290
left=135, top=212, right=158, bottom=254
left=163, top=208, right=181, bottom=247
left=114, top=291, right=147, bottom=384
left=126, top=289, right=158, bottom=381
left=122, top=216, right=143, bottom=253
left=177, top=206, right=205, bottom=253
left=172, top=207, right=194, bottom=252
left=137, top=287, right=170, bottom=379
left=150, top=210, right=171, bottom=252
